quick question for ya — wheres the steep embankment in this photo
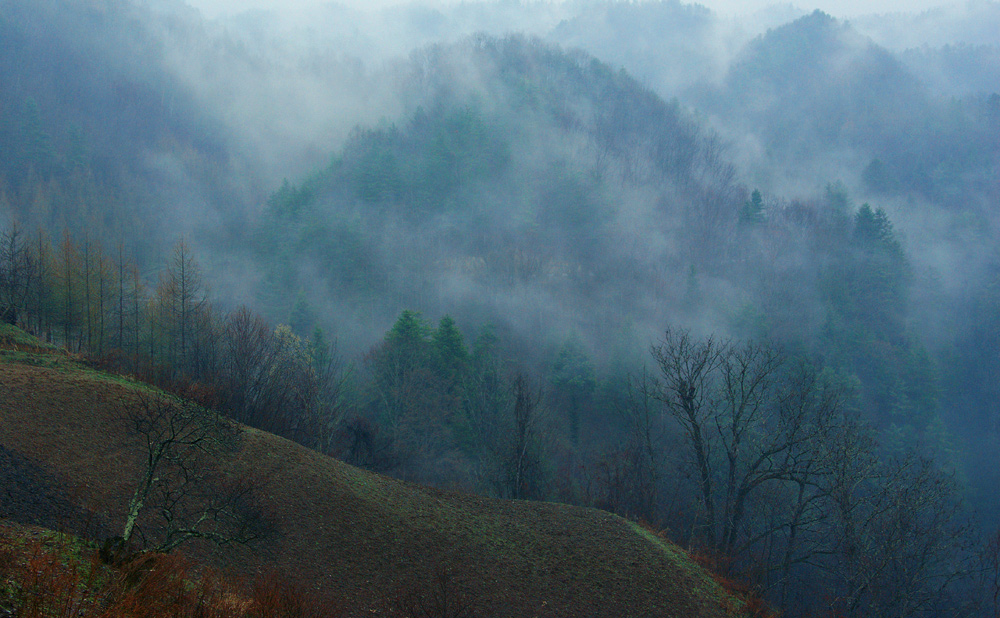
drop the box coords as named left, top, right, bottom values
left=0, top=324, right=744, bottom=617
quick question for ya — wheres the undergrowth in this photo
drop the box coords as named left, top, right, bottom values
left=631, top=520, right=780, bottom=618
left=0, top=531, right=336, bottom=618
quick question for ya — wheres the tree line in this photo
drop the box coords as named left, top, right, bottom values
left=349, top=309, right=986, bottom=617
left=0, top=222, right=347, bottom=451
left=3, top=220, right=997, bottom=618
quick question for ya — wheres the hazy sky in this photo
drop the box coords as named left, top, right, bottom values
left=187, top=0, right=954, bottom=19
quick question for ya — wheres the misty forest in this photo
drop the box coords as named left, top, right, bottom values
left=2, top=0, right=1000, bottom=616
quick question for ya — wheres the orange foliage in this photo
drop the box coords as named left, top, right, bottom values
left=0, top=534, right=338, bottom=618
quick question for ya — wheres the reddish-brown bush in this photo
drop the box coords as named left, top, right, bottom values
left=0, top=533, right=339, bottom=618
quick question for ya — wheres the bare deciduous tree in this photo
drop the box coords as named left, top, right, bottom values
left=216, top=308, right=349, bottom=450
left=650, top=327, right=977, bottom=618
left=0, top=222, right=37, bottom=326
left=819, top=447, right=977, bottom=618
left=612, top=366, right=666, bottom=522
left=113, top=391, right=267, bottom=555
left=471, top=371, right=547, bottom=501
left=652, top=329, right=845, bottom=558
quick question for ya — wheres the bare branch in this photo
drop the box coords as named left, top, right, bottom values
left=112, top=390, right=268, bottom=555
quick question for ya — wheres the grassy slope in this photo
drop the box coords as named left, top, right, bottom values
left=0, top=324, right=744, bottom=617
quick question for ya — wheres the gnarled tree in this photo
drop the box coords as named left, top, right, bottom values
left=651, top=328, right=844, bottom=558
left=114, top=391, right=267, bottom=555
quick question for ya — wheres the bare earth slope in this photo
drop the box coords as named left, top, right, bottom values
left=0, top=325, right=743, bottom=618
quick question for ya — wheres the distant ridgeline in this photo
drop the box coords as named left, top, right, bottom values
left=250, top=35, right=740, bottom=352
left=247, top=36, right=938, bottom=439
left=2, top=6, right=998, bottom=614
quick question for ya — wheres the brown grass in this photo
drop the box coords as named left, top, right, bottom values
left=1, top=326, right=746, bottom=618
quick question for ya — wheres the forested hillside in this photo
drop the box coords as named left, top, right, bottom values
left=249, top=35, right=739, bottom=354
left=0, top=0, right=259, bottom=255
left=0, top=324, right=751, bottom=617
left=2, top=1, right=1000, bottom=616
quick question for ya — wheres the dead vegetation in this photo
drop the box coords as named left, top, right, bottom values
left=0, top=524, right=333, bottom=618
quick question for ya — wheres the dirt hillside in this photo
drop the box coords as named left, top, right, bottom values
left=0, top=324, right=745, bottom=617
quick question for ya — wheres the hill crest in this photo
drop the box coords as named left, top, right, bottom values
left=0, top=324, right=747, bottom=617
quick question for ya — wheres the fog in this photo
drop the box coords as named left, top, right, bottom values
left=4, top=0, right=995, bottom=364
left=2, top=0, right=1000, bottom=613
left=154, top=0, right=998, bottom=536
left=8, top=0, right=993, bottom=370
left=187, top=0, right=958, bottom=20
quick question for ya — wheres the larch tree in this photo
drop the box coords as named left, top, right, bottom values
left=169, top=239, right=206, bottom=370
left=0, top=221, right=37, bottom=326
left=57, top=231, right=80, bottom=349
left=153, top=239, right=207, bottom=370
